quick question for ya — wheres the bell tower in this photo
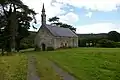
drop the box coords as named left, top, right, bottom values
left=41, top=3, right=46, bottom=25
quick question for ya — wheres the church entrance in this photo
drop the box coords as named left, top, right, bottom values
left=41, top=43, right=46, bottom=51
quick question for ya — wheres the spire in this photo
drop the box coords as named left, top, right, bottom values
left=41, top=3, right=46, bottom=25
left=42, top=3, right=45, bottom=12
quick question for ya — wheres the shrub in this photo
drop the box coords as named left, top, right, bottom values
left=78, top=39, right=87, bottom=47
left=20, top=43, right=29, bottom=50
left=34, top=45, right=41, bottom=51
left=97, top=39, right=116, bottom=48
left=20, top=41, right=34, bottom=50
left=47, top=47, right=54, bottom=51
left=115, top=42, right=120, bottom=48
left=68, top=46, right=72, bottom=48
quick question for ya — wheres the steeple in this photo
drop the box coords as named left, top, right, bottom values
left=41, top=3, right=46, bottom=25
left=42, top=3, right=45, bottom=12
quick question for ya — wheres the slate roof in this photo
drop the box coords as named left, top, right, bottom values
left=45, top=24, right=78, bottom=37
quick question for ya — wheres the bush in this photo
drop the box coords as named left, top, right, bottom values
left=47, top=47, right=54, bottom=51
left=34, top=45, right=41, bottom=51
left=115, top=42, right=120, bottom=48
left=97, top=39, right=116, bottom=48
left=20, top=38, right=34, bottom=50
left=20, top=40, right=34, bottom=50
left=78, top=39, right=87, bottom=47
left=20, top=43, right=29, bottom=50
left=68, top=46, right=72, bottom=48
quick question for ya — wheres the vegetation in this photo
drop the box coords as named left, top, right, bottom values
left=108, top=31, right=120, bottom=42
left=48, top=16, right=76, bottom=32
left=78, top=31, right=120, bottom=48
left=20, top=31, right=36, bottom=50
left=0, top=48, right=120, bottom=80
left=41, top=48, right=120, bottom=80
left=0, top=0, right=37, bottom=54
left=47, top=47, right=54, bottom=51
left=97, top=39, right=116, bottom=48
left=0, top=54, right=27, bottom=80
left=34, top=53, right=62, bottom=80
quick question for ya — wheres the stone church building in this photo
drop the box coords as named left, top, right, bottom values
left=34, top=4, right=78, bottom=51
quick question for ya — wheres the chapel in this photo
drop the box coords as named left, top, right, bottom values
left=34, top=4, right=78, bottom=51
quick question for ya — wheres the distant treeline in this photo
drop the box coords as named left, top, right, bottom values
left=1, top=31, right=118, bottom=49
left=78, top=31, right=120, bottom=48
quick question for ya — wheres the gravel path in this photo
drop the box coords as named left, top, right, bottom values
left=27, top=55, right=40, bottom=80
left=49, top=60, right=77, bottom=80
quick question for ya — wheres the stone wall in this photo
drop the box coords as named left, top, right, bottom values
left=34, top=26, right=54, bottom=50
left=54, top=37, right=78, bottom=49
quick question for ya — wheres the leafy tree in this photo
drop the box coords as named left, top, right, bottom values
left=48, top=16, right=76, bottom=32
left=15, top=11, right=36, bottom=52
left=0, top=0, right=37, bottom=54
left=48, top=16, right=59, bottom=23
left=108, top=31, right=120, bottom=42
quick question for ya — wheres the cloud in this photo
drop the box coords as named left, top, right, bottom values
left=28, top=21, right=40, bottom=31
left=22, top=0, right=66, bottom=23
left=85, top=12, right=92, bottom=18
left=55, top=0, right=120, bottom=11
left=59, top=12, right=79, bottom=25
left=22, top=0, right=120, bottom=34
left=76, top=23, right=120, bottom=34
left=22, top=0, right=79, bottom=29
left=70, top=9, right=74, bottom=12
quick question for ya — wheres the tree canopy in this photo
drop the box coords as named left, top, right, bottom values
left=0, top=0, right=37, bottom=54
left=48, top=16, right=76, bottom=32
left=108, top=31, right=120, bottom=42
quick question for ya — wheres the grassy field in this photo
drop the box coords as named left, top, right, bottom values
left=40, top=48, right=120, bottom=80
left=0, top=52, right=62, bottom=80
left=0, top=48, right=120, bottom=80
left=0, top=54, right=27, bottom=80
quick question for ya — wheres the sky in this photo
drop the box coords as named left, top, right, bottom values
left=22, top=0, right=120, bottom=34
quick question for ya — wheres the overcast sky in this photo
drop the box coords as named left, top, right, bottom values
left=22, top=0, right=120, bottom=34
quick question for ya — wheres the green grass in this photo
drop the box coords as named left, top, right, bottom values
left=39, top=48, right=120, bottom=80
left=0, top=54, right=27, bottom=80
left=0, top=51, right=62, bottom=80
left=1, top=48, right=120, bottom=80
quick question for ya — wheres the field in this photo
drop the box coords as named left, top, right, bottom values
left=41, top=48, right=120, bottom=80
left=0, top=54, right=27, bottom=80
left=0, top=48, right=120, bottom=80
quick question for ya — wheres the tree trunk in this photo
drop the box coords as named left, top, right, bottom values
left=16, top=39, right=20, bottom=52
left=1, top=46, right=4, bottom=56
left=9, top=11, right=18, bottom=52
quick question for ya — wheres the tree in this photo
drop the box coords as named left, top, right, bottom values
left=48, top=16, right=59, bottom=23
left=108, top=31, right=120, bottom=42
left=15, top=11, right=36, bottom=52
left=48, top=16, right=76, bottom=32
left=0, top=0, right=37, bottom=54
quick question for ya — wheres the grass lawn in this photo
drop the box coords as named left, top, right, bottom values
left=39, top=48, right=120, bottom=80
left=0, top=48, right=120, bottom=80
left=0, top=54, right=27, bottom=80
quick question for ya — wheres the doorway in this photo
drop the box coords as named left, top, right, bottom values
left=41, top=43, right=46, bottom=51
